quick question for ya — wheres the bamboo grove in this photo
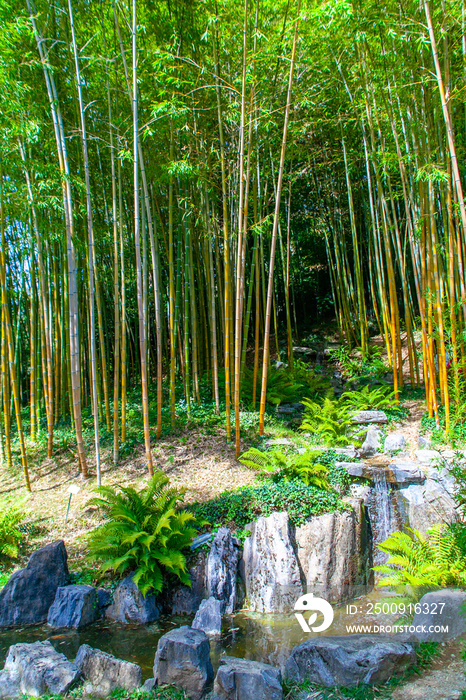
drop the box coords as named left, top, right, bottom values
left=0, top=0, right=464, bottom=489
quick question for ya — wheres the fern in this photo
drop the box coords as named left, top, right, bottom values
left=86, top=471, right=201, bottom=596
left=239, top=448, right=330, bottom=489
left=0, top=503, right=25, bottom=558
left=299, top=394, right=353, bottom=445
left=375, top=525, right=466, bottom=593
left=341, top=384, right=400, bottom=412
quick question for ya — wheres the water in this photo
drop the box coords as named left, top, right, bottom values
left=0, top=591, right=400, bottom=678
left=371, top=468, right=397, bottom=565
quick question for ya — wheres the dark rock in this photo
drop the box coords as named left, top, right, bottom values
left=284, top=635, right=415, bottom=687
left=75, top=643, right=142, bottom=695
left=0, top=541, right=69, bottom=628
left=105, top=574, right=159, bottom=624
left=411, top=590, right=466, bottom=642
left=48, top=585, right=99, bottom=629
left=192, top=597, right=222, bottom=636
left=276, top=406, right=295, bottom=415
left=351, top=410, right=388, bottom=424
left=242, top=512, right=303, bottom=613
left=166, top=551, right=207, bottom=615
left=153, top=626, right=214, bottom=700
left=97, top=588, right=112, bottom=611
left=214, top=657, right=282, bottom=700
left=4, top=641, right=81, bottom=696
left=207, top=528, right=240, bottom=613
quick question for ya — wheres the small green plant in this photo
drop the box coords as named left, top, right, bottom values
left=299, top=394, right=353, bottom=445
left=375, top=525, right=466, bottom=594
left=110, top=687, right=187, bottom=700
left=341, top=384, right=400, bottom=412
left=86, top=471, right=201, bottom=595
left=239, top=447, right=330, bottom=489
left=0, top=502, right=25, bottom=558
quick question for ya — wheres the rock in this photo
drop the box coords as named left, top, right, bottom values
left=295, top=498, right=372, bottom=602
left=167, top=552, right=207, bottom=615
left=143, top=678, right=157, bottom=693
left=97, top=588, right=112, bottom=612
left=191, top=533, right=213, bottom=550
left=415, top=449, right=441, bottom=466
left=284, top=635, right=416, bottom=687
left=418, top=436, right=431, bottom=449
left=276, top=406, right=295, bottom=415
left=384, top=434, right=406, bottom=454
left=359, top=429, right=382, bottom=458
left=207, top=528, right=240, bottom=614
left=0, top=670, right=20, bottom=699
left=242, top=512, right=303, bottom=613
left=75, top=643, right=142, bottom=695
left=47, top=585, right=99, bottom=629
left=214, top=657, right=282, bottom=700
left=192, top=597, right=222, bottom=636
left=0, top=541, right=69, bottom=628
left=411, top=590, right=466, bottom=642
left=389, top=462, right=425, bottom=485
left=4, top=641, right=80, bottom=696
left=397, top=480, right=459, bottom=533
left=339, top=462, right=366, bottom=478
left=153, top=626, right=213, bottom=700
left=351, top=410, right=388, bottom=424
left=264, top=438, right=292, bottom=447
left=291, top=403, right=305, bottom=412
left=105, top=574, right=159, bottom=624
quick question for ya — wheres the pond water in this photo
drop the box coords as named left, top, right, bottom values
left=0, top=589, right=401, bottom=679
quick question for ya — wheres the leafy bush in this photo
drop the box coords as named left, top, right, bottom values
left=190, top=479, right=346, bottom=529
left=239, top=447, right=330, bottom=489
left=0, top=502, right=24, bottom=558
left=375, top=525, right=466, bottom=593
left=86, top=471, right=201, bottom=595
left=341, top=385, right=400, bottom=412
left=299, top=395, right=353, bottom=445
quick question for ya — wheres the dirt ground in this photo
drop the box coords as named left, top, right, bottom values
left=0, top=426, right=257, bottom=572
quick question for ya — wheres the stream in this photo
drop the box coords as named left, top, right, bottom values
left=0, top=589, right=401, bottom=678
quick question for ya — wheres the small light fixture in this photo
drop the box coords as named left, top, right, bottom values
left=65, top=484, right=81, bottom=524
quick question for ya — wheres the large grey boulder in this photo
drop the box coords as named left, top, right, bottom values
left=397, top=480, right=458, bottom=533
left=295, top=498, right=372, bottom=602
left=359, top=429, right=382, bottom=458
left=0, top=541, right=69, bottom=627
left=207, top=528, right=240, bottom=614
left=351, top=410, right=387, bottom=424
left=284, top=635, right=416, bottom=687
left=105, top=574, right=159, bottom=624
left=0, top=670, right=20, bottom=699
left=192, top=597, right=222, bottom=636
left=214, top=657, right=282, bottom=700
left=153, top=626, right=213, bottom=700
left=75, top=644, right=142, bottom=696
left=411, top=590, right=466, bottom=642
left=384, top=433, right=406, bottom=454
left=242, top=512, right=303, bottom=613
left=3, top=641, right=80, bottom=696
left=48, top=585, right=98, bottom=629
left=389, top=461, right=425, bottom=485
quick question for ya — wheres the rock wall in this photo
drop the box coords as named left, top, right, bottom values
left=294, top=498, right=373, bottom=602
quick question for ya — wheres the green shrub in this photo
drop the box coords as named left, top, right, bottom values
left=190, top=479, right=346, bottom=529
left=299, top=395, right=353, bottom=445
left=0, top=502, right=24, bottom=558
left=375, top=525, right=466, bottom=593
left=86, top=471, right=201, bottom=595
left=341, top=385, right=400, bottom=412
left=239, top=447, right=330, bottom=489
